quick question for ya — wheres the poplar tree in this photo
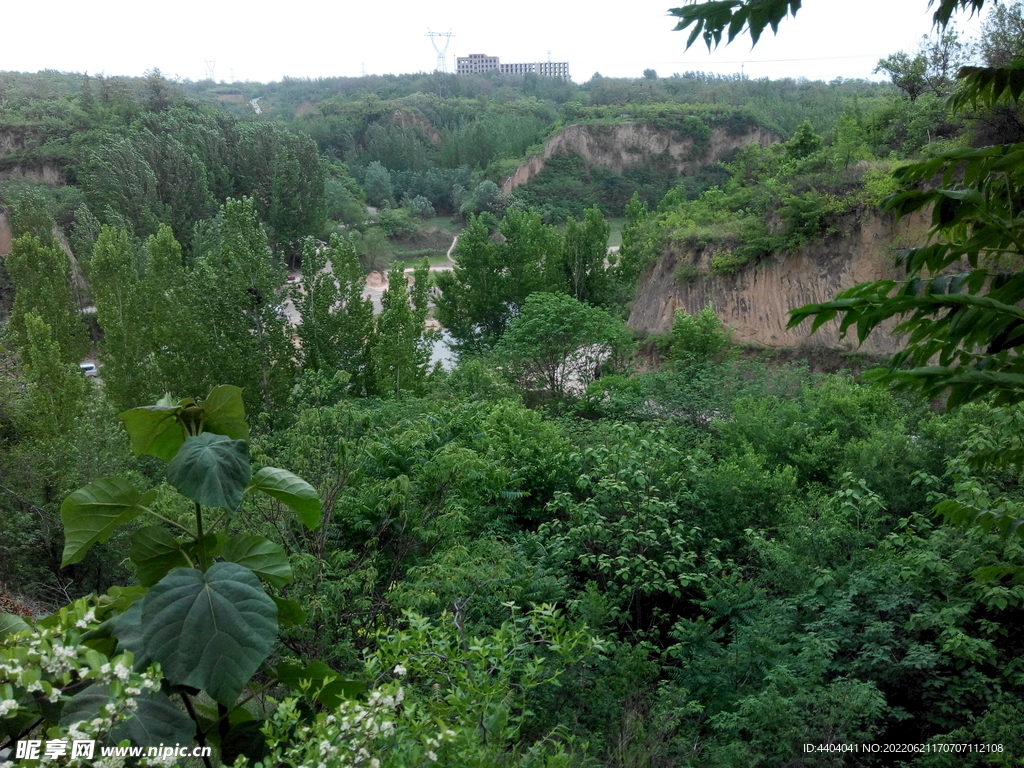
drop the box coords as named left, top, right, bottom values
left=20, top=313, right=85, bottom=438
left=370, top=261, right=432, bottom=398
left=90, top=226, right=152, bottom=408
left=559, top=206, right=611, bottom=307
left=5, top=234, right=90, bottom=366
left=294, top=234, right=374, bottom=391
left=197, top=197, right=295, bottom=416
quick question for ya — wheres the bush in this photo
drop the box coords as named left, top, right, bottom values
left=669, top=304, right=733, bottom=363
left=401, top=194, right=435, bottom=219
left=375, top=206, right=419, bottom=238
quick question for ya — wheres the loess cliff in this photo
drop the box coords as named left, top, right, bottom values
left=502, top=122, right=777, bottom=194
left=628, top=208, right=932, bottom=356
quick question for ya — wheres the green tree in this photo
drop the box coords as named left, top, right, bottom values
left=785, top=119, right=823, bottom=160
left=5, top=233, right=89, bottom=366
left=495, top=292, right=633, bottom=399
left=670, top=303, right=734, bottom=364
left=370, top=261, right=432, bottom=398
left=875, top=50, right=929, bottom=101
left=197, top=198, right=295, bottom=416
left=19, top=313, right=85, bottom=438
left=980, top=2, right=1024, bottom=66
left=559, top=206, right=611, bottom=307
left=89, top=225, right=153, bottom=409
left=363, top=160, right=394, bottom=207
left=435, top=211, right=559, bottom=355
left=294, top=234, right=374, bottom=391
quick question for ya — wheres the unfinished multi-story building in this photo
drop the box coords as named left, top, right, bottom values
left=455, top=53, right=570, bottom=80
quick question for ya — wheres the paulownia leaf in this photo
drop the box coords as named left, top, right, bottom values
left=119, top=406, right=185, bottom=461
left=84, top=600, right=152, bottom=671
left=61, top=478, right=159, bottom=566
left=141, top=563, right=277, bottom=705
left=198, top=385, right=250, bottom=441
left=247, top=467, right=322, bottom=530
left=270, top=595, right=306, bottom=628
left=221, top=534, right=293, bottom=588
left=60, top=682, right=194, bottom=748
left=168, top=433, right=251, bottom=511
left=130, top=526, right=193, bottom=587
left=0, top=612, right=29, bottom=637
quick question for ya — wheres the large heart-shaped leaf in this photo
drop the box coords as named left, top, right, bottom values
left=119, top=406, right=185, bottom=461
left=85, top=601, right=151, bottom=671
left=60, top=683, right=194, bottom=748
left=61, top=478, right=159, bottom=566
left=247, top=467, right=322, bottom=529
left=221, top=535, right=293, bottom=588
left=129, top=526, right=193, bottom=587
left=167, top=433, right=251, bottom=511
left=141, top=563, right=277, bottom=705
left=0, top=612, right=29, bottom=637
left=198, top=385, right=250, bottom=441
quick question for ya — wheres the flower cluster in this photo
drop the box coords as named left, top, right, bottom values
left=243, top=683, right=457, bottom=768
left=1, top=597, right=170, bottom=766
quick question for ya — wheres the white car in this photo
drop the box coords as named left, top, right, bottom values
left=79, top=362, right=98, bottom=377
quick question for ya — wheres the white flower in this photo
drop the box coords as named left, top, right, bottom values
left=0, top=699, right=19, bottom=717
left=392, top=664, right=407, bottom=676
left=427, top=751, right=438, bottom=762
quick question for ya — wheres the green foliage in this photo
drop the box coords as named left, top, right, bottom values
left=370, top=261, right=433, bottom=398
left=141, top=562, right=277, bottom=705
left=540, top=423, right=715, bottom=635
left=559, top=206, right=613, bottom=307
left=363, top=160, right=395, bottom=207
left=669, top=303, right=733, bottom=363
left=33, top=385, right=324, bottom=757
left=294, top=234, right=374, bottom=392
left=670, top=0, right=983, bottom=49
left=5, top=233, right=90, bottom=367
left=435, top=211, right=558, bottom=355
left=495, top=292, right=634, bottom=399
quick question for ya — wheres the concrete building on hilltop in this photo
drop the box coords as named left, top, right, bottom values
left=456, top=53, right=570, bottom=80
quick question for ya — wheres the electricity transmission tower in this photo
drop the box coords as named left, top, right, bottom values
left=426, top=29, right=454, bottom=73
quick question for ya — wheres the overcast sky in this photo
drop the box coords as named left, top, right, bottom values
left=2, top=0, right=987, bottom=84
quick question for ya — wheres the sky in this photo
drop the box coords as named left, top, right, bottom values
left=2, top=0, right=987, bottom=85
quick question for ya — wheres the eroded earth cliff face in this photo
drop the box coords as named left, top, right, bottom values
left=628, top=209, right=932, bottom=356
left=0, top=127, right=64, bottom=187
left=501, top=123, right=777, bottom=193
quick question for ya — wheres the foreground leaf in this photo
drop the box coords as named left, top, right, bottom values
left=60, top=683, right=194, bottom=748
left=129, top=526, right=193, bottom=587
left=222, top=534, right=293, bottom=588
left=119, top=406, right=185, bottom=461
left=247, top=467, right=322, bottom=529
left=198, top=385, right=250, bottom=441
left=167, top=433, right=251, bottom=511
left=61, top=478, right=159, bottom=566
left=141, top=563, right=277, bottom=705
left=0, top=613, right=29, bottom=637
left=270, top=595, right=306, bottom=628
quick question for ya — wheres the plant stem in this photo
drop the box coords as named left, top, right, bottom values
left=142, top=508, right=196, bottom=538
left=180, top=692, right=214, bottom=768
left=195, top=502, right=208, bottom=570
